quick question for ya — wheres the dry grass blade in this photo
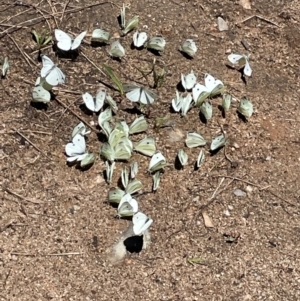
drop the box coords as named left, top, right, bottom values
left=3, top=187, right=43, bottom=204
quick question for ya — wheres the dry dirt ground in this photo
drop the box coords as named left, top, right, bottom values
left=0, top=0, right=300, bottom=300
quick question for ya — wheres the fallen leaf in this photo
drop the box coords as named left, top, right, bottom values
left=217, top=17, right=229, bottom=31
left=202, top=211, right=214, bottom=228
left=239, top=0, right=251, bottom=9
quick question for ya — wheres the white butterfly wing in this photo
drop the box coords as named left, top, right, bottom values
left=183, top=72, right=197, bottom=90
left=65, top=134, right=86, bottom=157
left=126, top=87, right=141, bottom=102
left=228, top=54, right=244, bottom=64
left=55, top=29, right=72, bottom=51
left=243, top=60, right=252, bottom=76
left=133, top=31, right=148, bottom=47
left=133, top=212, right=153, bottom=235
left=192, top=83, right=209, bottom=102
left=71, top=31, right=87, bottom=50
left=32, top=86, right=51, bottom=103
left=82, top=92, right=96, bottom=112
left=45, top=67, right=65, bottom=86
left=41, top=55, right=55, bottom=77
left=94, top=88, right=106, bottom=112
left=204, top=74, right=223, bottom=92
left=139, top=88, right=156, bottom=104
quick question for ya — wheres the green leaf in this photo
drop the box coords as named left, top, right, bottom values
left=103, top=64, right=124, bottom=95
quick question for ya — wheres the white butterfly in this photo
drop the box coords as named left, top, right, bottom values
left=204, top=73, right=224, bottom=96
left=133, top=212, right=153, bottom=235
left=55, top=29, right=87, bottom=51
left=71, top=122, right=91, bottom=138
left=82, top=88, right=106, bottom=112
left=2, top=57, right=9, bottom=77
left=40, top=55, right=66, bottom=86
left=148, top=151, right=167, bottom=173
left=180, top=39, right=197, bottom=57
left=228, top=53, right=252, bottom=77
left=210, top=134, right=227, bottom=151
left=117, top=193, right=138, bottom=217
left=146, top=36, right=166, bottom=51
left=65, top=133, right=88, bottom=162
left=32, top=85, right=51, bottom=103
left=124, top=84, right=158, bottom=104
left=133, top=31, right=148, bottom=48
left=181, top=70, right=197, bottom=90
left=108, top=40, right=125, bottom=58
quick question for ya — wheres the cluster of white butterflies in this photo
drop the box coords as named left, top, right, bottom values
left=65, top=122, right=95, bottom=167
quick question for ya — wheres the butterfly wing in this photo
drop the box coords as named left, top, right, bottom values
left=94, top=88, right=106, bottom=112
left=133, top=32, right=148, bottom=47
left=41, top=55, right=54, bottom=77
left=133, top=212, right=153, bottom=235
left=32, top=86, right=51, bottom=103
left=71, top=31, right=87, bottom=50
left=182, top=72, right=197, bottom=90
left=82, top=92, right=96, bottom=112
left=243, top=60, right=252, bottom=77
left=65, top=134, right=86, bottom=157
left=192, top=83, right=210, bottom=105
left=228, top=54, right=244, bottom=65
left=55, top=29, right=72, bottom=51
left=140, top=87, right=157, bottom=104
left=45, top=66, right=65, bottom=86
left=204, top=73, right=223, bottom=94
left=125, top=86, right=141, bottom=102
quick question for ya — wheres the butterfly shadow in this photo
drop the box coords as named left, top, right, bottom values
left=130, top=42, right=145, bottom=51
left=174, top=156, right=184, bottom=171
left=124, top=235, right=144, bottom=253
left=209, top=146, right=225, bottom=156
left=147, top=48, right=162, bottom=56
left=217, top=104, right=227, bottom=118
left=53, top=44, right=80, bottom=60
left=30, top=101, right=48, bottom=111
left=236, top=110, right=248, bottom=123
left=176, top=81, right=186, bottom=93
left=178, top=50, right=194, bottom=60
left=91, top=41, right=107, bottom=48
left=79, top=104, right=94, bottom=116
left=199, top=111, right=208, bottom=124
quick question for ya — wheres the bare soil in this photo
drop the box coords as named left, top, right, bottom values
left=0, top=0, right=300, bottom=300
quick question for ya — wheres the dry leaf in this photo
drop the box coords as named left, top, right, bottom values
left=239, top=0, right=251, bottom=9
left=217, top=17, right=229, bottom=31
left=202, top=211, right=214, bottom=228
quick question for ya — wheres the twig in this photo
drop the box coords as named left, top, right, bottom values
left=60, top=0, right=70, bottom=23
left=3, top=187, right=43, bottom=204
left=46, top=0, right=59, bottom=28
left=210, top=177, right=225, bottom=200
left=81, top=51, right=106, bottom=77
left=7, top=34, right=35, bottom=69
left=13, top=127, right=49, bottom=158
left=43, top=252, right=83, bottom=256
left=236, top=15, right=280, bottom=27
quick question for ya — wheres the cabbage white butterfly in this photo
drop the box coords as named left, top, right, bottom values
left=71, top=122, right=91, bottom=138
left=133, top=212, right=153, bottom=235
left=117, top=193, right=138, bottom=217
left=179, top=39, right=197, bottom=57
left=120, top=3, right=126, bottom=29
left=82, top=88, right=106, bottom=112
left=122, top=15, right=139, bottom=35
left=40, top=55, right=65, bottom=86
left=105, top=94, right=118, bottom=112
left=196, top=150, right=205, bottom=168
left=177, top=149, right=188, bottom=166
left=180, top=93, right=193, bottom=116
left=2, top=56, right=9, bottom=77
left=98, top=107, right=112, bottom=128
left=210, top=134, right=227, bottom=151
left=228, top=54, right=252, bottom=77
left=121, top=167, right=129, bottom=189
left=148, top=151, right=167, bottom=173
left=108, top=188, right=125, bottom=204
left=204, top=74, right=225, bottom=97
left=192, top=83, right=210, bottom=106
left=101, top=142, right=115, bottom=162
left=222, top=94, right=231, bottom=111
left=35, top=76, right=53, bottom=91
left=152, top=171, right=161, bottom=191
left=65, top=133, right=88, bottom=162
left=80, top=152, right=95, bottom=167
left=134, top=136, right=156, bottom=157
left=200, top=101, right=213, bottom=120
left=181, top=70, right=197, bottom=90
left=108, top=40, right=125, bottom=58
left=129, top=116, right=148, bottom=134
left=133, top=31, right=148, bottom=48
left=106, top=161, right=115, bottom=184
left=117, top=136, right=133, bottom=151
left=172, top=91, right=184, bottom=112
left=185, top=132, right=206, bottom=148
left=124, top=84, right=158, bottom=104
left=130, top=161, right=139, bottom=179
left=126, top=179, right=143, bottom=195
left=114, top=141, right=132, bottom=161
left=146, top=36, right=166, bottom=52
left=32, top=85, right=51, bottom=103
left=238, top=97, right=253, bottom=117
left=91, top=29, right=111, bottom=43
left=55, top=29, right=86, bottom=51
left=115, top=121, right=129, bottom=137
left=108, top=128, right=127, bottom=148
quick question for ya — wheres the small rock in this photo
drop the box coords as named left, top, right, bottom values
left=233, top=188, right=246, bottom=197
